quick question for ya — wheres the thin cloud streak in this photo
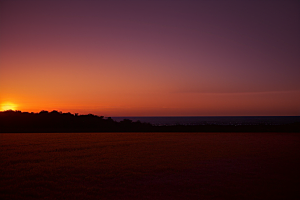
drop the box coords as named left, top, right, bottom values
left=173, top=89, right=300, bottom=95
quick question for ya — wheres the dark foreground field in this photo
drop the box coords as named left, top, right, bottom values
left=1, top=132, right=299, bottom=199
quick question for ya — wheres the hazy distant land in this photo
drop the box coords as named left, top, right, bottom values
left=0, top=110, right=299, bottom=133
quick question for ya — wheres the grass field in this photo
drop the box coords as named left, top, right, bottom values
left=1, top=132, right=299, bottom=199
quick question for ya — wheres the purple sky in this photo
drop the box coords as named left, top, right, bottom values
left=1, top=0, right=299, bottom=116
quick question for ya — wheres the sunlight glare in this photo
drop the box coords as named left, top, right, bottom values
left=1, top=102, right=18, bottom=111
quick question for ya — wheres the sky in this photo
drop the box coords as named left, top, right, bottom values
left=1, top=0, right=299, bottom=116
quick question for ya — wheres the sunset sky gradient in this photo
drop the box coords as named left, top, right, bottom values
left=1, top=0, right=299, bottom=116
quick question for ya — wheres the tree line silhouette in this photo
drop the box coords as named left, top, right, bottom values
left=0, top=110, right=151, bottom=132
left=0, top=110, right=299, bottom=133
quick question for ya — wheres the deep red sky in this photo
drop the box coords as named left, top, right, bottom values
left=1, top=0, right=299, bottom=116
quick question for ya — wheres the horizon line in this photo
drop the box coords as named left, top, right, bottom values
left=1, top=110, right=299, bottom=117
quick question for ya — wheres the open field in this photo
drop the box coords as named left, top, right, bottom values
left=1, top=132, right=299, bottom=199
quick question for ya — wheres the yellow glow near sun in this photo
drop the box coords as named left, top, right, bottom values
left=1, top=102, right=18, bottom=111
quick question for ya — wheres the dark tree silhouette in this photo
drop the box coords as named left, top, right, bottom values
left=0, top=110, right=299, bottom=133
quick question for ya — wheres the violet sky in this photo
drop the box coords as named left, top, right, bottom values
left=1, top=0, right=299, bottom=116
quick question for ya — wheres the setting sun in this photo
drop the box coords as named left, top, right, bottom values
left=1, top=102, right=18, bottom=111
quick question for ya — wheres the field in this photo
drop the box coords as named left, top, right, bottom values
left=1, top=132, right=299, bottom=199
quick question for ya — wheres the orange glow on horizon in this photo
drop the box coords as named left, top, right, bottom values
left=2, top=90, right=299, bottom=116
